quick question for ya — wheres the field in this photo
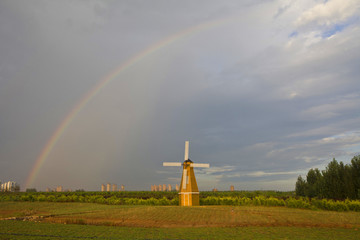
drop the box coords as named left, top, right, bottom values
left=1, top=202, right=360, bottom=239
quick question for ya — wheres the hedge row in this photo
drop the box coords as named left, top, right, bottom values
left=200, top=196, right=360, bottom=211
left=1, top=193, right=360, bottom=212
left=0, top=194, right=177, bottom=206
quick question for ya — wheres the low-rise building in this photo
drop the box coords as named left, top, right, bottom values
left=1, top=181, right=20, bottom=192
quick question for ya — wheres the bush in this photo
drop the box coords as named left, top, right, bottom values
left=345, top=199, right=360, bottom=211
left=286, top=197, right=311, bottom=209
left=239, top=197, right=252, bottom=206
left=200, top=196, right=218, bottom=205
left=315, top=199, right=349, bottom=211
left=253, top=196, right=267, bottom=206
left=265, top=197, right=285, bottom=206
left=35, top=194, right=47, bottom=202
left=20, top=194, right=34, bottom=202
left=159, top=197, right=171, bottom=206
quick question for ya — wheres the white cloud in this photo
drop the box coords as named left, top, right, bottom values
left=267, top=130, right=360, bottom=168
left=299, top=94, right=360, bottom=120
left=246, top=170, right=301, bottom=177
left=319, top=131, right=360, bottom=145
left=296, top=156, right=319, bottom=163
left=248, top=178, right=298, bottom=191
left=287, top=116, right=360, bottom=139
left=295, top=0, right=360, bottom=27
left=204, top=165, right=236, bottom=175
left=167, top=177, right=180, bottom=182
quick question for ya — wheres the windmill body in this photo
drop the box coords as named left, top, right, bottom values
left=163, top=141, right=209, bottom=206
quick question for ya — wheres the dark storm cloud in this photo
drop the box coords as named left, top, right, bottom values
left=0, top=0, right=359, bottom=191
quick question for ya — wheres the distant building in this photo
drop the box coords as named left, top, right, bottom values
left=212, top=188, right=218, bottom=192
left=112, top=184, right=117, bottom=192
left=56, top=186, right=63, bottom=192
left=154, top=185, right=158, bottom=191
left=159, top=184, right=162, bottom=191
left=230, top=185, right=234, bottom=191
left=175, top=184, right=179, bottom=191
left=106, top=183, right=111, bottom=192
left=168, top=184, right=172, bottom=192
left=121, top=185, right=125, bottom=191
left=163, top=184, right=167, bottom=191
left=1, top=181, right=19, bottom=192
left=101, top=184, right=105, bottom=192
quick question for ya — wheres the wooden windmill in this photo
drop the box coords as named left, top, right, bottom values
left=163, top=141, right=209, bottom=206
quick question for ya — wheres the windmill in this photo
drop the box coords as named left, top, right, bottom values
left=163, top=141, right=209, bottom=206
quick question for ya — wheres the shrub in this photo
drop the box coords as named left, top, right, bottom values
left=219, top=197, right=235, bottom=205
left=200, top=196, right=219, bottom=205
left=286, top=197, right=311, bottom=209
left=253, top=196, right=266, bottom=206
left=265, top=197, right=285, bottom=206
left=345, top=199, right=360, bottom=211
left=36, top=194, right=47, bottom=202
left=46, top=195, right=56, bottom=202
left=159, top=197, right=171, bottom=206
left=56, top=194, right=69, bottom=202
left=239, top=197, right=252, bottom=206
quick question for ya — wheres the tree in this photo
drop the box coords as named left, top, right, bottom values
left=306, top=169, right=317, bottom=197
left=295, top=175, right=306, bottom=197
left=343, top=164, right=356, bottom=199
left=322, top=158, right=343, bottom=199
left=305, top=168, right=324, bottom=198
left=351, top=155, right=360, bottom=198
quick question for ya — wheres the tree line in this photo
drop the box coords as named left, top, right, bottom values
left=296, top=155, right=360, bottom=200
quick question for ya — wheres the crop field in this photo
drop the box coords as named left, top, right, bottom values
left=1, top=202, right=360, bottom=239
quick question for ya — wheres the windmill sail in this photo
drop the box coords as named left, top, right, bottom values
left=184, top=141, right=189, bottom=160
left=163, top=162, right=182, bottom=167
left=182, top=169, right=187, bottom=189
left=191, top=163, right=210, bottom=168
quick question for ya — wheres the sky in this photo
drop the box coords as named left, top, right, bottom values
left=0, top=0, right=360, bottom=191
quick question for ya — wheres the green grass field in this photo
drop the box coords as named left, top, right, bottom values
left=1, top=202, right=360, bottom=239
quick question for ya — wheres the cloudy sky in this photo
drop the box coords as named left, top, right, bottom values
left=1, top=0, right=359, bottom=191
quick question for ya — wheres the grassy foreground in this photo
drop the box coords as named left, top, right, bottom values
left=1, top=202, right=360, bottom=239
left=1, top=221, right=359, bottom=240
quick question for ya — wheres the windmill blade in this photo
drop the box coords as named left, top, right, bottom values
left=184, top=141, right=189, bottom=160
left=163, top=162, right=182, bottom=167
left=191, top=163, right=210, bottom=168
left=182, top=169, right=187, bottom=189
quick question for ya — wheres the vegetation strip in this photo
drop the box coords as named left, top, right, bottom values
left=1, top=191, right=360, bottom=212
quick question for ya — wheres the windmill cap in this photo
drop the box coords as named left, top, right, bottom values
left=184, top=159, right=193, bottom=163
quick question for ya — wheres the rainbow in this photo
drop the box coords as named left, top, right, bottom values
left=24, top=17, right=233, bottom=189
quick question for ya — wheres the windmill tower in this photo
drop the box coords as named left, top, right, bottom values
left=163, top=141, right=209, bottom=206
